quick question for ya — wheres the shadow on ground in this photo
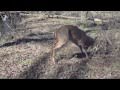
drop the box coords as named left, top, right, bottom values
left=18, top=53, right=50, bottom=79
left=18, top=52, right=90, bottom=79
left=0, top=32, right=54, bottom=48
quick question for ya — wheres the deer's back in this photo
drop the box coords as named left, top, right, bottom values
left=55, top=25, right=89, bottom=47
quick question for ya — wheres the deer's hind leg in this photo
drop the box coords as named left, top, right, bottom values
left=51, top=32, right=66, bottom=64
left=51, top=32, right=57, bottom=64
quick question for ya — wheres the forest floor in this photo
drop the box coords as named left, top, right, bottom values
left=0, top=13, right=120, bottom=79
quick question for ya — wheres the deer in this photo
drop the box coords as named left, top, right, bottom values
left=51, top=25, right=94, bottom=64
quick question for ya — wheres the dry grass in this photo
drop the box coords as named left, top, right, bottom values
left=0, top=13, right=120, bottom=79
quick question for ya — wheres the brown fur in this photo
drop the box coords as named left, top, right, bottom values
left=51, top=25, right=94, bottom=64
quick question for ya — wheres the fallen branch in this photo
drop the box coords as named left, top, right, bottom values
left=47, top=15, right=82, bottom=20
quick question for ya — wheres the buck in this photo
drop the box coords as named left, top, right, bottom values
left=51, top=25, right=94, bottom=64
